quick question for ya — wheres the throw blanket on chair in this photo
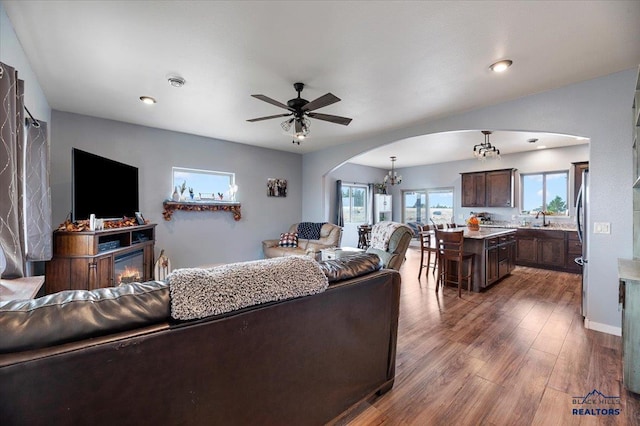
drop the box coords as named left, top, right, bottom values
left=168, top=256, right=328, bottom=320
left=297, top=222, right=326, bottom=240
left=370, top=221, right=403, bottom=251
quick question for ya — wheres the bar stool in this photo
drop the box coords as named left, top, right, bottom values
left=417, top=225, right=438, bottom=279
left=434, top=228, right=474, bottom=297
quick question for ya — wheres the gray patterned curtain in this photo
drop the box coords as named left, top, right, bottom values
left=0, top=61, right=26, bottom=278
left=335, top=180, right=344, bottom=226
left=25, top=120, right=52, bottom=261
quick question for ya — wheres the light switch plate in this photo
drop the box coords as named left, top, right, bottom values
left=594, top=222, right=611, bottom=234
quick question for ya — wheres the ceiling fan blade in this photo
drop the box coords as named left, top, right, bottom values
left=302, top=93, right=341, bottom=112
left=295, top=119, right=303, bottom=134
left=246, top=113, right=292, bottom=122
left=251, top=94, right=291, bottom=110
left=307, top=112, right=352, bottom=126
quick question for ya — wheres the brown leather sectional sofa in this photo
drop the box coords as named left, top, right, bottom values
left=0, top=254, right=400, bottom=426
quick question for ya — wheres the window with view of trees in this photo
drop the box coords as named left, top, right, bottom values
left=342, top=184, right=368, bottom=223
left=521, top=171, right=568, bottom=215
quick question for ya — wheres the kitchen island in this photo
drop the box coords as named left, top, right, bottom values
left=440, top=227, right=516, bottom=292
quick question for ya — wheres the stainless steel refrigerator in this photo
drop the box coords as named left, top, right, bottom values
left=575, top=169, right=589, bottom=317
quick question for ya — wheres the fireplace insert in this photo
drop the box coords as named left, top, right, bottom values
left=114, top=250, right=144, bottom=285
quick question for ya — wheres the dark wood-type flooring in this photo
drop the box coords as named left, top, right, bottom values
left=334, top=242, right=640, bottom=425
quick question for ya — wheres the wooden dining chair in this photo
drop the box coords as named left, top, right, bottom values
left=434, top=229, right=474, bottom=297
left=417, top=225, right=438, bottom=279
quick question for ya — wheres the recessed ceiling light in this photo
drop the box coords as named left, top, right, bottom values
left=167, top=76, right=186, bottom=88
left=139, top=96, right=157, bottom=105
left=536, top=145, right=547, bottom=150
left=489, top=60, right=513, bottom=73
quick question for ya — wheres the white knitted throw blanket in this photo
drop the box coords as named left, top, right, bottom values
left=168, top=256, right=328, bottom=321
left=370, top=221, right=403, bottom=251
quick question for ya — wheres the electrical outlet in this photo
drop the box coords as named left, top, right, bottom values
left=594, top=222, right=611, bottom=234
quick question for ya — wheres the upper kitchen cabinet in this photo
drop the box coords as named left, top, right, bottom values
left=486, top=169, right=515, bottom=207
left=461, top=169, right=515, bottom=208
left=461, top=172, right=486, bottom=207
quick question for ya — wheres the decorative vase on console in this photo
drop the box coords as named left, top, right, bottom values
left=172, top=186, right=180, bottom=202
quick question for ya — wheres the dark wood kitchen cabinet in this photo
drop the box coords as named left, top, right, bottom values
left=486, top=169, right=514, bottom=207
left=486, top=233, right=516, bottom=286
left=461, top=169, right=514, bottom=208
left=515, top=229, right=580, bottom=273
left=461, top=172, right=486, bottom=207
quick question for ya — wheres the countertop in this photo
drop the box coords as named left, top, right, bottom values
left=480, top=224, right=578, bottom=232
left=441, top=227, right=516, bottom=239
left=618, top=258, right=640, bottom=281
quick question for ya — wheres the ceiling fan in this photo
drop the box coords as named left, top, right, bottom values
left=247, top=82, right=352, bottom=144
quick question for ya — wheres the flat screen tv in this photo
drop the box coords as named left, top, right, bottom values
left=72, top=148, right=139, bottom=221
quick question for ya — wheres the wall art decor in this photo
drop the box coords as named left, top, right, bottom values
left=267, top=178, right=287, bottom=197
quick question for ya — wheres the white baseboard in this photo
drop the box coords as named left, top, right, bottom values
left=584, top=318, right=622, bottom=336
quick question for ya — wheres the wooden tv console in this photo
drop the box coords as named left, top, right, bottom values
left=45, top=224, right=156, bottom=294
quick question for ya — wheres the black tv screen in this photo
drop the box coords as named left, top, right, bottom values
left=72, top=148, right=139, bottom=221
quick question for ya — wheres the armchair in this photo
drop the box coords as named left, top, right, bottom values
left=262, top=222, right=342, bottom=259
left=366, top=221, right=413, bottom=270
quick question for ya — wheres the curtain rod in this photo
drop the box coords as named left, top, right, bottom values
left=341, top=181, right=370, bottom=186
left=0, top=64, right=40, bottom=128
left=24, top=106, right=40, bottom=128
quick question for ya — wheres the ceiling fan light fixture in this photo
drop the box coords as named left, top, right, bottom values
left=489, top=59, right=513, bottom=73
left=139, top=96, right=157, bottom=105
left=247, top=82, right=352, bottom=145
left=281, top=119, right=293, bottom=132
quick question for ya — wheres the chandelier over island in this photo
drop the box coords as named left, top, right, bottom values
left=384, top=156, right=402, bottom=186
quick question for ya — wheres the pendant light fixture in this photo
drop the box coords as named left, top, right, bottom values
left=473, top=130, right=501, bottom=160
left=384, top=156, right=402, bottom=186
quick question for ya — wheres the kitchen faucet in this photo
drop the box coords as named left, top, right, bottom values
left=535, top=211, right=548, bottom=227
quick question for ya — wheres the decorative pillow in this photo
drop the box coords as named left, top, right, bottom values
left=279, top=232, right=298, bottom=247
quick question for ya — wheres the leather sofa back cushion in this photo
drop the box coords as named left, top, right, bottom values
left=319, top=253, right=382, bottom=283
left=0, top=281, right=169, bottom=354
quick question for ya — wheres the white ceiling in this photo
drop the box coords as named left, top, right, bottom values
left=4, top=1, right=639, bottom=166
